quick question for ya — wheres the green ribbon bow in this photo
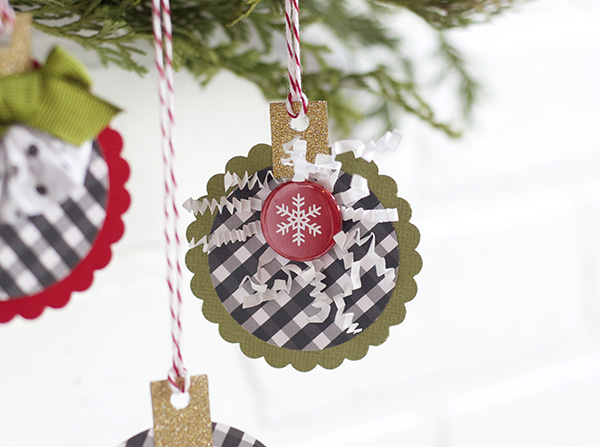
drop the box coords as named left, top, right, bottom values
left=0, top=47, right=121, bottom=146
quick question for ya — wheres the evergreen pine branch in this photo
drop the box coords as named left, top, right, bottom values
left=378, top=0, right=518, bottom=29
left=12, top=0, right=518, bottom=137
left=434, top=31, right=480, bottom=120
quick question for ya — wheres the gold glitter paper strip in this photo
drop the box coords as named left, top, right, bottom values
left=151, top=375, right=213, bottom=447
left=270, top=101, right=329, bottom=179
left=0, top=13, right=33, bottom=77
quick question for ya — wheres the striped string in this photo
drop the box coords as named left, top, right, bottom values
left=0, top=0, right=15, bottom=35
left=284, top=0, right=308, bottom=118
left=151, top=0, right=189, bottom=395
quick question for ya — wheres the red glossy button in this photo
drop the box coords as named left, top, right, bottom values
left=261, top=181, right=342, bottom=261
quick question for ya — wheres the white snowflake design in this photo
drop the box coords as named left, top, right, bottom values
left=275, top=193, right=322, bottom=246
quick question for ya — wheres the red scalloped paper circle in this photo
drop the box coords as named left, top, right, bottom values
left=0, top=128, right=131, bottom=323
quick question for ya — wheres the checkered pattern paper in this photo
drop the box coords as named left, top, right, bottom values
left=118, top=423, right=267, bottom=447
left=208, top=169, right=399, bottom=351
left=0, top=141, right=108, bottom=300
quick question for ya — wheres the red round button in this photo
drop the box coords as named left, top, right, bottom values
left=260, top=181, right=342, bottom=261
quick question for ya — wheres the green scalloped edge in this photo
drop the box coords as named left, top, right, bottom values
left=185, top=144, right=422, bottom=371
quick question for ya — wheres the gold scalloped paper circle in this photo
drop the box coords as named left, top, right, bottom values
left=185, top=144, right=421, bottom=371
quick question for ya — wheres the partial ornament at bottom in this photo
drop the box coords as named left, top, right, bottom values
left=118, top=423, right=266, bottom=447
left=117, top=375, right=266, bottom=447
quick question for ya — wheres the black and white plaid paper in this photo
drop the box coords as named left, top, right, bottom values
left=118, top=423, right=267, bottom=447
left=208, top=168, right=399, bottom=351
left=0, top=141, right=108, bottom=299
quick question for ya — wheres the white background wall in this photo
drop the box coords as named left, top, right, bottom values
left=2, top=1, right=600, bottom=446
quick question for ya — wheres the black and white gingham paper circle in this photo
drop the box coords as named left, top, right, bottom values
left=208, top=168, right=399, bottom=351
left=118, top=423, right=267, bottom=447
left=0, top=141, right=108, bottom=300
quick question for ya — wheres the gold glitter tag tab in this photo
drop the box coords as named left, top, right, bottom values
left=0, top=13, right=33, bottom=77
left=270, top=101, right=329, bottom=179
left=151, top=375, right=213, bottom=447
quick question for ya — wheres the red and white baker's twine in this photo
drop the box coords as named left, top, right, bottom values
left=152, top=0, right=190, bottom=395
left=284, top=0, right=308, bottom=118
left=0, top=0, right=16, bottom=35
left=148, top=0, right=304, bottom=394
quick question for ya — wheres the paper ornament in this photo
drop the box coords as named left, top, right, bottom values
left=118, top=423, right=267, bottom=447
left=120, top=375, right=267, bottom=447
left=184, top=1, right=420, bottom=371
left=185, top=114, right=421, bottom=370
left=0, top=47, right=130, bottom=322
